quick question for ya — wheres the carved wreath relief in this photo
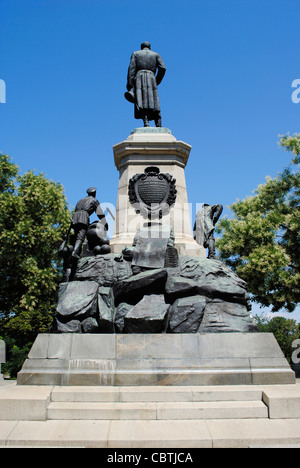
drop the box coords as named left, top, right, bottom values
left=128, top=166, right=177, bottom=219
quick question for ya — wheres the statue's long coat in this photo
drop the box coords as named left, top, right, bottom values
left=127, top=49, right=166, bottom=120
left=193, top=204, right=223, bottom=247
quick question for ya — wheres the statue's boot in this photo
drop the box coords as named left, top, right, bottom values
left=155, top=118, right=162, bottom=127
left=143, top=116, right=149, bottom=127
left=207, top=238, right=216, bottom=259
left=71, top=240, right=83, bottom=261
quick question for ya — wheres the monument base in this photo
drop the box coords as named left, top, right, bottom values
left=17, top=333, right=295, bottom=386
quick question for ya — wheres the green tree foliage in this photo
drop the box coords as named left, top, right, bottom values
left=216, top=134, right=300, bottom=312
left=254, top=315, right=300, bottom=364
left=280, top=132, right=300, bottom=164
left=0, top=335, right=32, bottom=378
left=0, top=155, right=71, bottom=346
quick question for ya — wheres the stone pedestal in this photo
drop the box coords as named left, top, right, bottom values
left=17, top=333, right=295, bottom=386
left=110, top=128, right=205, bottom=257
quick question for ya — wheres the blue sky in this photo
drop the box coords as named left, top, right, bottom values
left=1, top=0, right=299, bottom=321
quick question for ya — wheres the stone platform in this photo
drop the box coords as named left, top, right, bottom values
left=17, top=333, right=295, bottom=386
left=1, top=380, right=300, bottom=447
left=3, top=332, right=299, bottom=448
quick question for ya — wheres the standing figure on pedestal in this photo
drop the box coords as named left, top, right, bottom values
left=193, top=204, right=223, bottom=259
left=125, top=41, right=166, bottom=127
left=58, top=231, right=76, bottom=282
left=71, top=187, right=108, bottom=261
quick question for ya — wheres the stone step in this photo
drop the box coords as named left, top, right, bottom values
left=47, top=400, right=268, bottom=420
left=2, top=383, right=300, bottom=423
left=2, top=418, right=300, bottom=448
left=50, top=385, right=263, bottom=403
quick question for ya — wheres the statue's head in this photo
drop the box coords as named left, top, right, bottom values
left=86, top=187, right=96, bottom=197
left=141, top=41, right=151, bottom=50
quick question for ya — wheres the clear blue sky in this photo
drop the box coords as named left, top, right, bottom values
left=1, top=0, right=299, bottom=320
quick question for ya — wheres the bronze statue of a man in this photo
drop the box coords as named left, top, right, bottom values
left=125, top=42, right=166, bottom=127
left=193, top=204, right=223, bottom=259
left=71, top=187, right=108, bottom=260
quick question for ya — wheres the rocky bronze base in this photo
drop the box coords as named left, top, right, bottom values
left=17, top=333, right=295, bottom=386
left=53, top=253, right=258, bottom=334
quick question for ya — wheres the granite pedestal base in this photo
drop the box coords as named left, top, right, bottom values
left=17, top=333, right=295, bottom=386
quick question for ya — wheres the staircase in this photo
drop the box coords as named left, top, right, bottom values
left=47, top=386, right=268, bottom=420
left=1, top=382, right=300, bottom=447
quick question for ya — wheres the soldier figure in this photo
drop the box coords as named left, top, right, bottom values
left=58, top=232, right=76, bottom=282
left=71, top=187, right=108, bottom=261
left=193, top=204, right=223, bottom=259
left=125, top=41, right=166, bottom=127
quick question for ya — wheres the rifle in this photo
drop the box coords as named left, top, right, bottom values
left=58, top=221, right=72, bottom=256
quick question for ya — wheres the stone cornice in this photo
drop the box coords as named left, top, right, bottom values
left=113, top=138, right=192, bottom=170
